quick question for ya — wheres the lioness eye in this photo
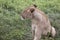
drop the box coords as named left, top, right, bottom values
left=29, top=14, right=31, bottom=16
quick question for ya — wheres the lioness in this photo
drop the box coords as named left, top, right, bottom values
left=21, top=4, right=56, bottom=40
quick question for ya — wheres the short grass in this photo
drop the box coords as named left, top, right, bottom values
left=0, top=0, right=60, bottom=40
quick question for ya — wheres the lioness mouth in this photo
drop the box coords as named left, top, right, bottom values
left=20, top=16, right=24, bottom=20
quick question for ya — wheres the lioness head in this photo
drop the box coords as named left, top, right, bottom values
left=21, top=4, right=37, bottom=20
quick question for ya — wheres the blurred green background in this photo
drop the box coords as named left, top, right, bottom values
left=0, top=0, right=60, bottom=40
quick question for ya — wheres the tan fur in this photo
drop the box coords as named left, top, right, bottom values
left=51, top=27, right=56, bottom=37
left=21, top=5, right=56, bottom=40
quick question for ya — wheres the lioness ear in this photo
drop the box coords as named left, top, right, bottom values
left=33, top=4, right=37, bottom=8
left=30, top=8, right=35, bottom=13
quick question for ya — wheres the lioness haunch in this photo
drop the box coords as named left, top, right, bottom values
left=21, top=4, right=56, bottom=40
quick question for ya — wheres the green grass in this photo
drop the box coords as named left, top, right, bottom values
left=0, top=0, right=60, bottom=40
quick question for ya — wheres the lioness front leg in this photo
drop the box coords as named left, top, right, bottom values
left=32, top=24, right=36, bottom=39
left=34, top=28, right=42, bottom=40
left=32, top=28, right=35, bottom=39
